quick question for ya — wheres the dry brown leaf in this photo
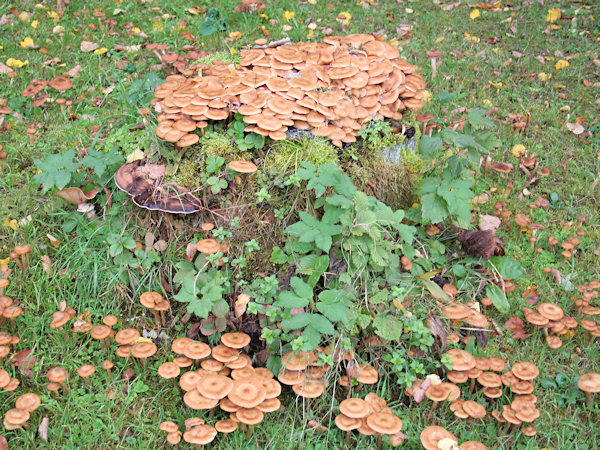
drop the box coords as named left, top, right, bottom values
left=566, top=122, right=584, bottom=135
left=185, top=242, right=197, bottom=262
left=413, top=378, right=431, bottom=403
left=41, top=255, right=53, bottom=276
left=478, top=214, right=501, bottom=232
left=66, top=64, right=82, bottom=78
left=426, top=314, right=447, bottom=351
left=80, top=41, right=99, bottom=52
left=38, top=417, right=49, bottom=441
left=308, top=420, right=327, bottom=432
left=503, top=316, right=530, bottom=339
left=144, top=232, right=155, bottom=253
left=47, top=234, right=61, bottom=248
left=0, top=62, right=14, bottom=74
left=11, top=349, right=37, bottom=378
left=56, top=187, right=99, bottom=205
left=154, top=240, right=168, bottom=252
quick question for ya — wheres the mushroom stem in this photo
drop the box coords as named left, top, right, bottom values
left=59, top=381, right=69, bottom=393
left=469, top=378, right=476, bottom=394
left=376, top=433, right=383, bottom=450
left=101, top=338, right=109, bottom=352
left=245, top=425, right=254, bottom=440
left=21, top=254, right=29, bottom=272
left=430, top=58, right=437, bottom=77
left=502, top=422, right=512, bottom=434
left=160, top=310, right=166, bottom=327
left=152, top=310, right=160, bottom=328
left=344, top=431, right=352, bottom=446
left=585, top=391, right=592, bottom=406
left=430, top=401, right=439, bottom=413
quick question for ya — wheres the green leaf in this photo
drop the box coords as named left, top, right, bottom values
left=307, top=255, right=329, bottom=288
left=81, top=148, right=124, bottom=179
left=211, top=299, right=230, bottom=317
left=486, top=284, right=509, bottom=314
left=301, top=325, right=321, bottom=350
left=290, top=276, right=312, bottom=299
left=420, top=193, right=449, bottom=224
left=277, top=291, right=308, bottom=308
left=373, top=316, right=402, bottom=341
left=269, top=246, right=287, bottom=265
left=199, top=20, right=217, bottom=35
left=316, top=289, right=348, bottom=322
left=487, top=256, right=525, bottom=280
left=421, top=279, right=452, bottom=301
left=419, top=135, right=443, bottom=156
left=309, top=314, right=335, bottom=335
left=468, top=109, right=494, bottom=128
left=281, top=313, right=311, bottom=330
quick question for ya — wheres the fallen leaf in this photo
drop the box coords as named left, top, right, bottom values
left=308, top=420, right=327, bottom=432
left=470, top=9, right=481, bottom=19
left=555, top=59, right=569, bottom=70
left=80, top=41, right=99, bottom=52
left=38, top=417, right=49, bottom=441
left=426, top=314, right=447, bottom=351
left=503, top=316, right=530, bottom=339
left=47, top=234, right=61, bottom=248
left=413, top=378, right=431, bottom=403
left=56, top=187, right=99, bottom=205
left=546, top=7, right=561, bottom=23
left=0, top=62, right=14, bottom=73
left=41, top=255, right=52, bottom=276
left=478, top=214, right=501, bottom=232
left=566, top=123, right=584, bottom=135
left=66, top=64, right=82, bottom=78
left=185, top=242, right=197, bottom=262
left=11, top=349, right=37, bottom=377
left=154, top=240, right=168, bottom=252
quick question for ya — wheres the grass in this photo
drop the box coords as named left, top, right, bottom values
left=1, top=0, right=599, bottom=448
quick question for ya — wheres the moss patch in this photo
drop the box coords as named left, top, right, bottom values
left=263, top=137, right=339, bottom=175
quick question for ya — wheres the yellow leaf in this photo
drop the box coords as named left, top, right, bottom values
left=511, top=144, right=526, bottom=157
left=126, top=149, right=145, bottom=163
left=555, top=59, right=569, bottom=70
left=133, top=337, right=153, bottom=344
left=483, top=99, right=493, bottom=107
left=153, top=22, right=164, bottom=31
left=131, top=27, right=141, bottom=34
left=47, top=11, right=59, bottom=22
left=94, top=47, right=108, bottom=54
left=337, top=12, right=352, bottom=25
left=20, top=37, right=35, bottom=48
left=421, top=90, right=432, bottom=103
left=283, top=11, right=295, bottom=22
left=228, top=31, right=242, bottom=40
left=259, top=14, right=269, bottom=20
left=435, top=36, right=445, bottom=43
left=393, top=298, right=404, bottom=309
left=31, top=20, right=39, bottom=28
left=307, top=28, right=314, bottom=38
left=0, top=258, right=10, bottom=266
left=538, top=72, right=549, bottom=81
left=3, top=217, right=19, bottom=231
left=230, top=47, right=238, bottom=54
left=470, top=9, right=481, bottom=19
left=546, top=7, right=561, bottom=23
left=18, top=12, right=30, bottom=21
left=6, top=58, right=28, bottom=68
left=47, top=234, right=61, bottom=248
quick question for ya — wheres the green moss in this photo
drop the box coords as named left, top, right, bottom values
left=174, top=159, right=201, bottom=190
left=194, top=52, right=241, bottom=66
left=264, top=137, right=339, bottom=174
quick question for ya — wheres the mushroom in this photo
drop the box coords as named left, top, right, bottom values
left=91, top=324, right=112, bottom=351
left=139, top=291, right=165, bottom=328
left=577, top=372, right=600, bottom=405
left=13, top=245, right=32, bottom=272
left=215, top=419, right=238, bottom=434
left=131, top=341, right=158, bottom=370
left=47, top=366, right=68, bottom=392
left=158, top=362, right=181, bottom=388
left=183, top=424, right=217, bottom=449
left=235, top=408, right=264, bottom=438
left=366, top=412, right=403, bottom=450
left=420, top=426, right=457, bottom=450
left=425, top=382, right=461, bottom=412
left=335, top=413, right=362, bottom=445
left=77, top=364, right=96, bottom=384
left=426, top=50, right=442, bottom=77
left=15, top=393, right=41, bottom=412
left=101, top=360, right=114, bottom=377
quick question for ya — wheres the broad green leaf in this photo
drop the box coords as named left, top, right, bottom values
left=211, top=299, right=230, bottom=317
left=290, top=277, right=313, bottom=299
left=420, top=193, right=449, bottom=224
left=419, top=135, right=443, bottom=156
left=310, top=314, right=335, bottom=335
left=269, top=246, right=287, bottom=265
left=486, top=284, right=509, bottom=314
left=280, top=313, right=311, bottom=330
left=373, top=316, right=402, bottom=341
left=487, top=256, right=525, bottom=280
left=277, top=291, right=309, bottom=308
left=301, top=325, right=321, bottom=350
left=468, top=108, right=494, bottom=128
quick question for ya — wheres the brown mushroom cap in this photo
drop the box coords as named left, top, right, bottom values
left=101, top=360, right=114, bottom=371
left=140, top=291, right=163, bottom=309
left=47, top=366, right=68, bottom=383
left=477, top=371, right=502, bottom=388
left=215, top=419, right=238, bottom=433
left=221, top=332, right=251, bottom=349
left=91, top=324, right=112, bottom=341
left=441, top=303, right=471, bottom=320
left=292, top=380, right=325, bottom=398
left=426, top=382, right=461, bottom=402
left=462, top=400, right=486, bottom=419
left=115, top=328, right=140, bottom=345
left=335, top=413, right=362, bottom=431
left=257, top=397, right=281, bottom=413
left=50, top=311, right=71, bottom=329
left=171, top=337, right=193, bottom=354
left=366, top=412, right=403, bottom=434
left=459, top=441, right=487, bottom=449
left=196, top=239, right=221, bottom=254
left=197, top=374, right=234, bottom=400
left=179, top=371, right=202, bottom=391
left=236, top=407, right=264, bottom=425
left=512, top=362, right=539, bottom=381
left=160, top=421, right=179, bottom=433
left=445, top=349, right=476, bottom=371
left=514, top=402, right=539, bottom=422
left=158, top=362, right=181, bottom=379
left=420, top=426, right=457, bottom=450
left=228, top=378, right=266, bottom=408
left=77, top=365, right=96, bottom=378
left=211, top=344, right=239, bottom=363
left=103, top=315, right=118, bottom=327
left=447, top=370, right=469, bottom=384
left=183, top=342, right=211, bottom=360
left=282, top=351, right=310, bottom=371
left=521, top=426, right=537, bottom=437
left=537, top=303, right=564, bottom=321
left=4, top=408, right=29, bottom=425
left=131, top=342, right=158, bottom=359
left=15, top=393, right=41, bottom=412
left=183, top=424, right=217, bottom=445
left=578, top=372, right=600, bottom=393
left=339, top=398, right=370, bottom=419
left=183, top=389, right=219, bottom=410
left=483, top=387, right=503, bottom=399
left=354, top=364, right=379, bottom=384
left=228, top=161, right=258, bottom=174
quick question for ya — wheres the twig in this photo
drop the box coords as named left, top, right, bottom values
left=252, top=37, right=291, bottom=49
left=366, top=181, right=382, bottom=200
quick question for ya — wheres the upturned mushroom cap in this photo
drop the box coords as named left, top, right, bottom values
left=183, top=424, right=217, bottom=445
left=512, top=362, right=539, bottom=381
left=171, top=337, right=193, bottom=354
left=445, top=349, right=476, bottom=371
left=101, top=360, right=114, bottom=371
left=103, top=315, right=118, bottom=327
left=228, top=161, right=258, bottom=174
left=420, top=426, right=457, bottom=450
left=15, top=393, right=41, bottom=412
left=354, top=364, right=379, bottom=384
left=210, top=344, right=238, bottom=363
left=131, top=342, right=158, bottom=359
left=281, top=351, right=309, bottom=371
left=447, top=370, right=469, bottom=384
left=257, top=397, right=281, bottom=413
left=366, top=412, right=403, bottom=434
left=578, top=372, right=600, bottom=393
left=263, top=378, right=282, bottom=399
left=179, top=371, right=202, bottom=391
left=77, top=365, right=96, bottom=378
left=365, top=393, right=387, bottom=413
left=228, top=378, right=266, bottom=408
left=158, top=362, right=181, bottom=379
left=47, top=366, right=68, bottom=383
left=13, top=245, right=32, bottom=256
left=215, top=419, right=238, bottom=433
left=514, top=402, right=539, bottom=422
left=477, top=371, right=502, bottom=388
left=335, top=413, right=362, bottom=431
left=197, top=374, right=234, bottom=400
left=339, top=398, right=370, bottom=419
left=115, top=328, right=140, bottom=345
left=488, top=357, right=506, bottom=372
left=521, top=426, right=537, bottom=437
left=441, top=303, right=471, bottom=320
left=231, top=367, right=256, bottom=380
left=196, top=239, right=221, bottom=254
left=50, top=311, right=71, bottom=329
left=4, top=408, right=29, bottom=425
left=426, top=382, right=461, bottom=402
left=221, top=332, right=251, bottom=349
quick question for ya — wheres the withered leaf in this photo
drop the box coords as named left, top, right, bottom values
left=503, top=316, right=530, bottom=340
left=426, top=314, right=447, bottom=351
left=56, top=187, right=99, bottom=205
left=185, top=242, right=197, bottom=262
left=38, top=417, right=49, bottom=441
left=41, top=255, right=53, bottom=276
left=413, top=378, right=431, bottom=404
left=11, top=349, right=37, bottom=377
